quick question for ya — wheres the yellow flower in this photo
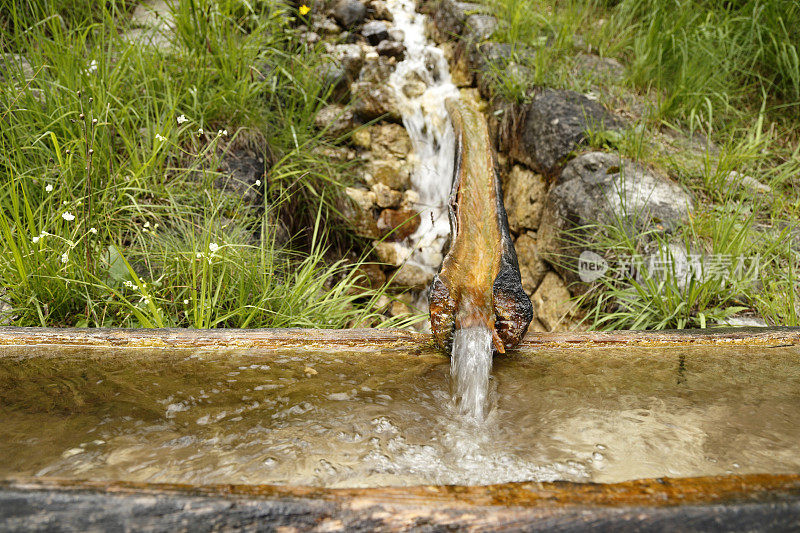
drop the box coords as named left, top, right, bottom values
left=299, top=4, right=310, bottom=15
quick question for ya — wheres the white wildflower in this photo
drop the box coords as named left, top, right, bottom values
left=196, top=252, right=202, bottom=259
left=89, top=227, right=98, bottom=234
left=63, top=200, right=68, bottom=205
left=183, top=299, right=189, bottom=305
left=177, top=114, right=188, bottom=125
left=86, top=59, right=98, bottom=74
left=144, top=221, right=151, bottom=228
left=32, top=236, right=40, bottom=243
left=209, top=242, right=220, bottom=253
left=143, top=298, right=151, bottom=305
left=155, top=133, right=166, bottom=142
left=45, top=184, right=53, bottom=192
left=255, top=179, right=261, bottom=186
left=61, top=252, right=68, bottom=263
left=222, top=129, right=228, bottom=136
left=62, top=212, right=75, bottom=221
left=198, top=128, right=204, bottom=135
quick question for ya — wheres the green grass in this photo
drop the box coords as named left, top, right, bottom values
left=0, top=0, right=410, bottom=328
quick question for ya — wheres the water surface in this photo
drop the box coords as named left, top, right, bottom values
left=1, top=344, right=799, bottom=487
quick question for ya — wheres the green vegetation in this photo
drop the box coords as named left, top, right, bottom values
left=0, top=0, right=408, bottom=328
left=485, top=0, right=800, bottom=328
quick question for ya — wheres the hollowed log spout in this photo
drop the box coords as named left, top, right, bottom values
left=429, top=98, right=533, bottom=353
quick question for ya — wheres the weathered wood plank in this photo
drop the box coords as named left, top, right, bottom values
left=0, top=326, right=797, bottom=353
left=2, top=476, right=800, bottom=532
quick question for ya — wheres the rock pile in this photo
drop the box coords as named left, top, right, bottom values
left=427, top=0, right=694, bottom=331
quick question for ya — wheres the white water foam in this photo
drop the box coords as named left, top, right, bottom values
left=450, top=327, right=493, bottom=421
left=385, top=0, right=460, bottom=274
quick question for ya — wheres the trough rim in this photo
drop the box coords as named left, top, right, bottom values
left=0, top=325, right=798, bottom=352
left=3, top=474, right=800, bottom=509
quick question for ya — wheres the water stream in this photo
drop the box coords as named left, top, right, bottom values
left=450, top=327, right=493, bottom=420
left=385, top=0, right=459, bottom=275
left=383, top=0, right=498, bottom=419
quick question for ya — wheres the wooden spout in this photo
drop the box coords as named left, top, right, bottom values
left=429, top=98, right=533, bottom=352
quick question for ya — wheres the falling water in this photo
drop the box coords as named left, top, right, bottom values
left=450, top=327, right=493, bottom=420
left=383, top=0, right=493, bottom=419
left=385, top=0, right=460, bottom=274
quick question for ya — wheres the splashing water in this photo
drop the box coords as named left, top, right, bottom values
left=385, top=0, right=460, bottom=274
left=451, top=327, right=494, bottom=421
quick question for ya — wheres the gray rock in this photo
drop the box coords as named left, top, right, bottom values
left=531, top=272, right=575, bottom=331
left=312, top=15, right=342, bottom=35
left=0, top=288, right=13, bottom=325
left=463, top=14, right=497, bottom=43
left=332, top=44, right=364, bottom=78
left=574, top=53, right=625, bottom=81
left=469, top=42, right=535, bottom=98
left=718, top=316, right=769, bottom=328
left=351, top=81, right=401, bottom=121
left=131, top=0, right=174, bottom=28
left=318, top=62, right=351, bottom=102
left=392, top=263, right=434, bottom=289
left=724, top=170, right=772, bottom=196
left=215, top=148, right=267, bottom=204
left=123, top=0, right=174, bottom=50
left=369, top=0, right=394, bottom=21
left=333, top=0, right=367, bottom=28
left=376, top=40, right=405, bottom=60
left=434, top=0, right=488, bottom=37
left=513, top=89, right=622, bottom=176
left=368, top=123, right=412, bottom=159
left=300, top=31, right=320, bottom=44
left=366, top=157, right=411, bottom=190
left=372, top=241, right=412, bottom=266
left=538, top=152, right=693, bottom=288
left=371, top=183, right=403, bottom=208
left=358, top=54, right=394, bottom=83
left=342, top=187, right=381, bottom=239
left=314, top=104, right=355, bottom=138
left=362, top=20, right=389, bottom=45
left=0, top=54, right=35, bottom=82
left=120, top=27, right=173, bottom=50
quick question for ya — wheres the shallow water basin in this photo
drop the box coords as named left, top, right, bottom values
left=1, top=327, right=800, bottom=530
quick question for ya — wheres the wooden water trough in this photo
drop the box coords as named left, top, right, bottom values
left=1, top=326, right=799, bottom=531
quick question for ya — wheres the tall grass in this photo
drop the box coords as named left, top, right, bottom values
left=593, top=0, right=800, bottom=128
left=0, top=0, right=400, bottom=328
left=572, top=203, right=792, bottom=330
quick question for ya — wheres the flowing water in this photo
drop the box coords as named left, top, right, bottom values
left=450, top=327, right=493, bottom=420
left=385, top=0, right=460, bottom=276
left=2, top=343, right=800, bottom=487
left=382, top=0, right=497, bottom=418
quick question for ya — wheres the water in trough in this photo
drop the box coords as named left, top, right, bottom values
left=2, top=343, right=800, bottom=487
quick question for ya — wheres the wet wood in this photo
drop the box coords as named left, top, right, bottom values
left=429, top=98, right=533, bottom=352
left=0, top=326, right=797, bottom=354
left=2, top=475, right=800, bottom=531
